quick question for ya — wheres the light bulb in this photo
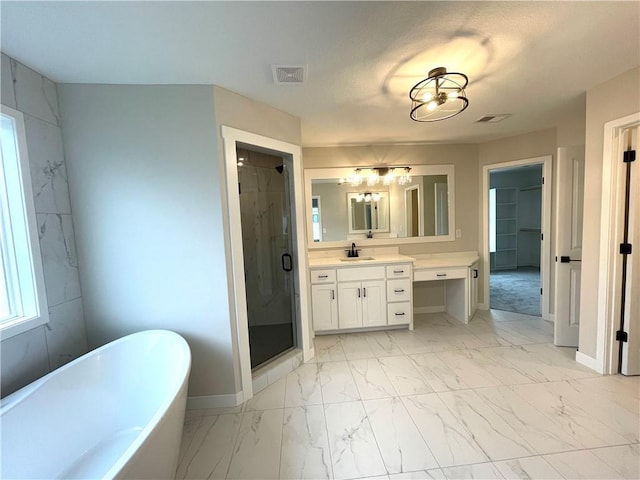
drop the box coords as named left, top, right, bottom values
left=426, top=101, right=438, bottom=111
left=447, top=91, right=459, bottom=99
left=422, top=92, right=433, bottom=102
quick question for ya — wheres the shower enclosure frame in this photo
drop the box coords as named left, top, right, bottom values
left=221, top=126, right=312, bottom=403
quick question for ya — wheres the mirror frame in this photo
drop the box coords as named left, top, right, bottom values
left=305, top=165, right=456, bottom=248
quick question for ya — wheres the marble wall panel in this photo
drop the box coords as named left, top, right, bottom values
left=24, top=114, right=71, bottom=214
left=0, top=326, right=50, bottom=396
left=37, top=213, right=82, bottom=307
left=45, top=298, right=88, bottom=370
left=1, top=53, right=17, bottom=109
left=1, top=54, right=87, bottom=397
left=12, top=58, right=60, bottom=126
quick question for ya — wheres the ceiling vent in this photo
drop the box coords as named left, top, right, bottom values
left=272, top=65, right=306, bottom=84
left=476, top=114, right=511, bottom=123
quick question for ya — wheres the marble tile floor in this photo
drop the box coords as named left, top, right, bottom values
left=178, top=310, right=639, bottom=480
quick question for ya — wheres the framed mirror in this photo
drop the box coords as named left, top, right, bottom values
left=305, top=165, right=455, bottom=247
left=347, top=191, right=389, bottom=234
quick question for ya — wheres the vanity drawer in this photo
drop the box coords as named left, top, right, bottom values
left=310, top=269, right=336, bottom=284
left=387, top=302, right=411, bottom=325
left=413, top=267, right=467, bottom=282
left=386, top=264, right=411, bottom=278
left=387, top=279, right=411, bottom=302
left=337, top=266, right=385, bottom=282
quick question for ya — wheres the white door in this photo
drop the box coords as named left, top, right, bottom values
left=362, top=280, right=387, bottom=326
left=554, top=146, right=585, bottom=347
left=311, top=284, right=337, bottom=331
left=338, top=282, right=362, bottom=329
left=621, top=126, right=639, bottom=375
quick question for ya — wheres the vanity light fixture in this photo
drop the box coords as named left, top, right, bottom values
left=409, top=67, right=469, bottom=122
left=349, top=166, right=412, bottom=187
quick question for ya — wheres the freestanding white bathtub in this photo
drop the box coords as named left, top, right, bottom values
left=0, top=329, right=191, bottom=479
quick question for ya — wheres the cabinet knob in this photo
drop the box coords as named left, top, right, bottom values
left=395, top=312, right=405, bottom=316
left=436, top=273, right=447, bottom=277
left=394, top=289, right=405, bottom=293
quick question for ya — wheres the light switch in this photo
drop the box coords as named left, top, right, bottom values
left=456, top=228, right=462, bottom=238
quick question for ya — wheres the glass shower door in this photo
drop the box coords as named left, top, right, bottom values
left=237, top=149, right=296, bottom=370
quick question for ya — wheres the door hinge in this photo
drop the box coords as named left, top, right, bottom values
left=541, top=233, right=544, bottom=241
left=620, top=243, right=632, bottom=255
left=616, top=330, right=628, bottom=342
left=623, top=150, right=636, bottom=163
left=542, top=176, right=545, bottom=184
left=540, top=288, right=542, bottom=295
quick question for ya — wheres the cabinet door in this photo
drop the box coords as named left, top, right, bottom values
left=311, top=284, right=337, bottom=331
left=338, top=282, right=362, bottom=329
left=362, top=280, right=387, bottom=327
left=468, top=262, right=479, bottom=319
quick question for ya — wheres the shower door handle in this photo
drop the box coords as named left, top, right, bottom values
left=282, top=253, right=293, bottom=272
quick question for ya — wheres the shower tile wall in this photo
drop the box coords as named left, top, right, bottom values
left=238, top=156, right=291, bottom=327
left=1, top=53, right=88, bottom=397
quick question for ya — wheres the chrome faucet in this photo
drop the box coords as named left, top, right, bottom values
left=346, top=242, right=359, bottom=258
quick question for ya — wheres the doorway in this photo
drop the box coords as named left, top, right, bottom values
left=488, top=164, right=544, bottom=316
left=236, top=147, right=296, bottom=369
left=221, top=126, right=311, bottom=402
left=482, top=155, right=552, bottom=321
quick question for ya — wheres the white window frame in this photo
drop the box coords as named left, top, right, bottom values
left=0, top=105, right=49, bottom=340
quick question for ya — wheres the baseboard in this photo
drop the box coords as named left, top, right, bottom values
left=575, top=351, right=603, bottom=374
left=413, top=306, right=445, bottom=314
left=187, top=391, right=244, bottom=410
left=478, top=302, right=489, bottom=310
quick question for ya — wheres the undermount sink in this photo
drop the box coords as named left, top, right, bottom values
left=340, top=256, right=375, bottom=261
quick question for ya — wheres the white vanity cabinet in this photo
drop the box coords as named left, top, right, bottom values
left=412, top=253, right=480, bottom=324
left=337, top=280, right=386, bottom=328
left=310, top=270, right=338, bottom=331
left=310, top=262, right=412, bottom=333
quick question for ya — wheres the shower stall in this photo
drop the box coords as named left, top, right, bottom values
left=236, top=147, right=297, bottom=369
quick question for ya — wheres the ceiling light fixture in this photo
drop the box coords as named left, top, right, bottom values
left=409, top=67, right=469, bottom=122
left=349, top=166, right=412, bottom=186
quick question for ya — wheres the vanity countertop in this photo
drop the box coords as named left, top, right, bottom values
left=308, top=253, right=415, bottom=268
left=412, top=251, right=480, bottom=270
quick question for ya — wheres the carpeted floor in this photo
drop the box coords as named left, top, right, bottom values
left=490, top=267, right=541, bottom=316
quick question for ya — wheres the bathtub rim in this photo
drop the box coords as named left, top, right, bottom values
left=0, top=329, right=191, bottom=479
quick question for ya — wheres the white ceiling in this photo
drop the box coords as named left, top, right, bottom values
left=1, top=1, right=639, bottom=146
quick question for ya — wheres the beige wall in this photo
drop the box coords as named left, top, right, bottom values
left=579, top=67, right=640, bottom=358
left=477, top=129, right=557, bottom=306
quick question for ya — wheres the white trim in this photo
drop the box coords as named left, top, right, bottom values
left=220, top=126, right=310, bottom=403
left=477, top=302, right=489, bottom=310
left=575, top=351, right=603, bottom=374
left=481, top=156, right=552, bottom=320
left=597, top=112, right=640, bottom=375
left=0, top=105, right=50, bottom=340
left=186, top=392, right=244, bottom=410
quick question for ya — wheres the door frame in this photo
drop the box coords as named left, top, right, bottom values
left=595, top=112, right=640, bottom=374
left=481, top=155, right=553, bottom=319
left=221, top=126, right=311, bottom=402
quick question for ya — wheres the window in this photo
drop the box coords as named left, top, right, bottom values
left=0, top=106, right=49, bottom=339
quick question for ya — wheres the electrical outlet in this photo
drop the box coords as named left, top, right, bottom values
left=456, top=228, right=462, bottom=238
